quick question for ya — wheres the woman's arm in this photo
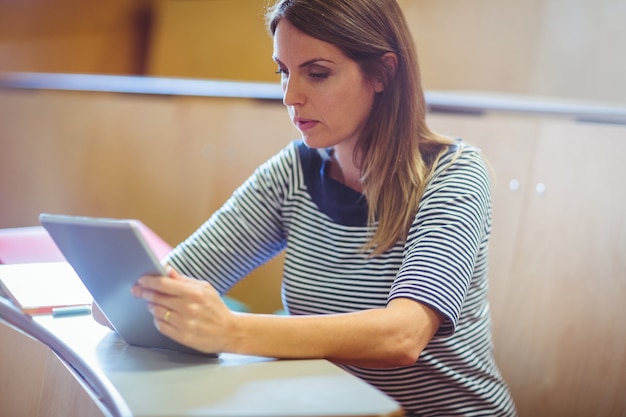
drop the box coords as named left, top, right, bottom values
left=132, top=268, right=442, bottom=368
left=231, top=297, right=442, bottom=368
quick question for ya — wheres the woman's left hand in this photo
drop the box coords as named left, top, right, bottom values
left=130, top=267, right=234, bottom=354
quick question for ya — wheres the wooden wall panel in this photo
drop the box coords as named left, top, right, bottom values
left=500, top=120, right=626, bottom=416
left=0, top=320, right=109, bottom=417
left=429, top=113, right=626, bottom=416
left=0, top=0, right=152, bottom=74
left=0, top=89, right=298, bottom=313
left=2, top=87, right=626, bottom=415
left=147, top=0, right=626, bottom=105
left=147, top=0, right=276, bottom=82
left=0, top=322, right=47, bottom=416
left=403, top=0, right=542, bottom=96
left=531, top=0, right=626, bottom=104
left=404, top=0, right=626, bottom=105
left=1, top=0, right=625, bottom=104
left=40, top=350, right=109, bottom=417
left=427, top=113, right=540, bottom=310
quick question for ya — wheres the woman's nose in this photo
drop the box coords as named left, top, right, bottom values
left=282, top=76, right=304, bottom=106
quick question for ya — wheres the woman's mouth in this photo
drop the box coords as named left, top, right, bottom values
left=294, top=117, right=319, bottom=131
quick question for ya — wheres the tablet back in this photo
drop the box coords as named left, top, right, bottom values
left=40, top=213, right=213, bottom=356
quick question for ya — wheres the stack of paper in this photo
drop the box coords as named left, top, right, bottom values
left=0, top=262, right=92, bottom=315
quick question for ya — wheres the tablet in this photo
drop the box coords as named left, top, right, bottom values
left=40, top=213, right=215, bottom=356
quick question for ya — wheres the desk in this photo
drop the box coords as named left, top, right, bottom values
left=1, top=299, right=403, bottom=417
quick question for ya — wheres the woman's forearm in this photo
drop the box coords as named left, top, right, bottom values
left=228, top=298, right=441, bottom=368
left=131, top=271, right=441, bottom=367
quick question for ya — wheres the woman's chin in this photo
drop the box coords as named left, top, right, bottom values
left=301, top=136, right=331, bottom=150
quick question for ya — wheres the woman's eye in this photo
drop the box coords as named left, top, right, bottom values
left=309, top=72, right=329, bottom=80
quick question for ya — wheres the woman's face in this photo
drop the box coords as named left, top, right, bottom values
left=273, top=20, right=382, bottom=151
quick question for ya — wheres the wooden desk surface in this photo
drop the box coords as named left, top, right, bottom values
left=32, top=314, right=402, bottom=417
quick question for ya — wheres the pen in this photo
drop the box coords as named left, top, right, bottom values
left=52, top=305, right=92, bottom=318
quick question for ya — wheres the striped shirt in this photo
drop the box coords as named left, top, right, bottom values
left=167, top=140, right=517, bottom=416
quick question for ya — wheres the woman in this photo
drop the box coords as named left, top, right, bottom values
left=131, top=0, right=517, bottom=415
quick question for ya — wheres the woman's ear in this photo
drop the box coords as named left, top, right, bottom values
left=373, top=52, right=398, bottom=93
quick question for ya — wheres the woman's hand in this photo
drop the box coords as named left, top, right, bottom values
left=130, top=267, right=235, bottom=354
left=131, top=268, right=441, bottom=367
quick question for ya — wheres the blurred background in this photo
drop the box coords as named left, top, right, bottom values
left=1, top=3, right=625, bottom=415
left=0, top=0, right=624, bottom=105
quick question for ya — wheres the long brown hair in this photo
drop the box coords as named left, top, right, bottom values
left=267, top=0, right=456, bottom=255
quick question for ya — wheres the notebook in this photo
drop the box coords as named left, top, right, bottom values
left=40, top=213, right=215, bottom=356
left=0, top=262, right=92, bottom=315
